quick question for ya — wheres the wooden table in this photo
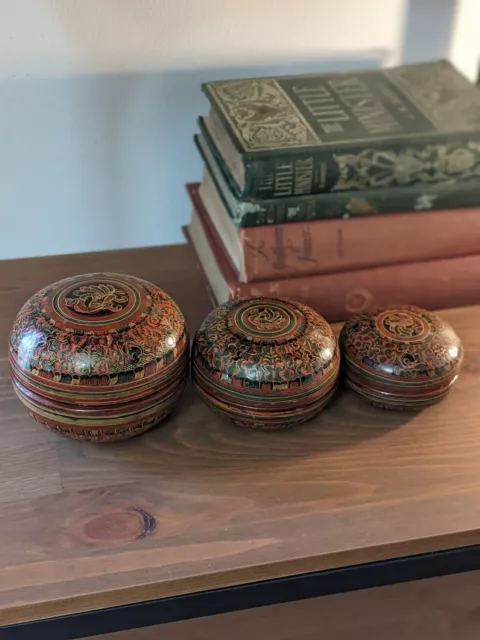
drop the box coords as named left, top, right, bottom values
left=1, top=245, right=480, bottom=639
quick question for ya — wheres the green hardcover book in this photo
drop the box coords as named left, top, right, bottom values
left=201, top=60, right=480, bottom=200
left=195, top=130, right=480, bottom=227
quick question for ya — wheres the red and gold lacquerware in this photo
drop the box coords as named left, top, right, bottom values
left=192, top=296, right=340, bottom=429
left=9, top=273, right=189, bottom=442
left=340, top=306, right=463, bottom=410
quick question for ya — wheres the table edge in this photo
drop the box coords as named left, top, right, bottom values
left=2, top=528, right=480, bottom=633
left=4, top=542, right=480, bottom=639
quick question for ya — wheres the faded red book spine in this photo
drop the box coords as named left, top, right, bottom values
left=239, top=208, right=480, bottom=283
left=232, top=257, right=480, bottom=321
left=187, top=183, right=480, bottom=322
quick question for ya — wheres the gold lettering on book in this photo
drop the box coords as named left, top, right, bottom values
left=322, top=122, right=344, bottom=133
left=292, top=77, right=405, bottom=136
left=296, top=229, right=318, bottom=265
left=329, top=77, right=403, bottom=135
left=271, top=227, right=287, bottom=270
left=379, top=85, right=416, bottom=119
left=274, top=162, right=294, bottom=197
left=292, top=84, right=350, bottom=129
left=246, top=226, right=319, bottom=273
left=255, top=173, right=274, bottom=194
left=294, top=157, right=313, bottom=195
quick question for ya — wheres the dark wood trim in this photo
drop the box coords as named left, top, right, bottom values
left=3, top=544, right=480, bottom=640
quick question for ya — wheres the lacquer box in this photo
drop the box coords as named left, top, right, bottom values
left=192, top=296, right=340, bottom=429
left=9, top=273, right=189, bottom=442
left=340, top=306, right=463, bottom=410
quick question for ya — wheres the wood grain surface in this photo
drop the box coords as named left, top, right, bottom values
left=89, top=570, right=480, bottom=640
left=1, top=245, right=480, bottom=626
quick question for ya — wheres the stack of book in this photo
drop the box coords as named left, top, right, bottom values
left=186, top=60, right=480, bottom=321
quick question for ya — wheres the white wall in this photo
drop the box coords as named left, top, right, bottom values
left=0, top=0, right=474, bottom=259
left=450, top=0, right=480, bottom=81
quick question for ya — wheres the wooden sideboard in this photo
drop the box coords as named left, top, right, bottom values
left=1, top=244, right=480, bottom=639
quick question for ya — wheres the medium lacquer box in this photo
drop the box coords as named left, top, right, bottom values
left=192, top=296, right=340, bottom=429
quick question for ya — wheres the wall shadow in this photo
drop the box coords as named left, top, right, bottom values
left=0, top=53, right=387, bottom=260
left=400, top=0, right=458, bottom=64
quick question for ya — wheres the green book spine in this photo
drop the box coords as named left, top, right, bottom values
left=242, top=138, right=480, bottom=200
left=238, top=180, right=480, bottom=227
left=195, top=133, right=480, bottom=228
left=202, top=61, right=480, bottom=199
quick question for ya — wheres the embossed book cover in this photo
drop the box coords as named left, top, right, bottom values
left=202, top=60, right=480, bottom=199
left=195, top=131, right=480, bottom=226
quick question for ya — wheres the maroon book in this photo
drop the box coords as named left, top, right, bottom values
left=186, top=184, right=480, bottom=321
left=197, top=172, right=480, bottom=283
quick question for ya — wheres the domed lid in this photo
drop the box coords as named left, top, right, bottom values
left=193, top=297, right=339, bottom=390
left=340, top=306, right=463, bottom=381
left=9, top=273, right=188, bottom=391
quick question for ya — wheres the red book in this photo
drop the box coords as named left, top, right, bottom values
left=186, top=184, right=480, bottom=322
left=197, top=172, right=480, bottom=283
